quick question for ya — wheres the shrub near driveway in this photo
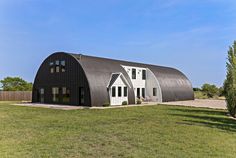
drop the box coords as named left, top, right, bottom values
left=0, top=102, right=236, bottom=157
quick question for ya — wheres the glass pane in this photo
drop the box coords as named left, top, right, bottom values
left=142, top=88, right=145, bottom=98
left=50, top=67, right=54, bottom=73
left=55, top=60, right=60, bottom=65
left=39, top=88, right=44, bottom=103
left=79, top=87, right=85, bottom=105
left=132, top=69, right=136, bottom=79
left=118, top=87, right=122, bottom=97
left=61, top=60, right=65, bottom=66
left=62, top=87, right=70, bottom=103
left=142, top=70, right=146, bottom=80
left=124, top=87, right=127, bottom=97
left=52, top=87, right=59, bottom=102
left=112, top=87, right=116, bottom=97
left=153, top=88, right=157, bottom=96
left=137, top=88, right=140, bottom=98
left=56, top=66, right=60, bottom=72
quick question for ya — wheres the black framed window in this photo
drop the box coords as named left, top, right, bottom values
left=142, top=88, right=145, bottom=98
left=50, top=62, right=54, bottom=73
left=79, top=87, right=85, bottom=105
left=112, top=86, right=116, bottom=97
left=55, top=60, right=60, bottom=73
left=118, top=87, right=122, bottom=97
left=132, top=68, right=136, bottom=79
left=50, top=67, right=54, bottom=73
left=62, top=87, right=70, bottom=103
left=142, top=70, right=146, bottom=80
left=153, top=88, right=157, bottom=96
left=39, top=88, right=44, bottom=103
left=124, top=87, right=127, bottom=97
left=137, top=88, right=140, bottom=98
left=61, top=60, right=66, bottom=72
left=52, top=87, right=59, bottom=102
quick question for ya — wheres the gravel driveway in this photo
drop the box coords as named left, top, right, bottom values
left=161, top=99, right=227, bottom=110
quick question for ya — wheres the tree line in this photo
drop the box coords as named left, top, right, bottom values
left=193, top=83, right=224, bottom=99
left=0, top=77, right=32, bottom=91
left=1, top=41, right=236, bottom=119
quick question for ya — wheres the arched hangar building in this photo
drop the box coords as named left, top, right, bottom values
left=32, top=52, right=194, bottom=106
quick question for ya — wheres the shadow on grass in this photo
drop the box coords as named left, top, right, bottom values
left=170, top=107, right=227, bottom=116
left=170, top=108, right=236, bottom=132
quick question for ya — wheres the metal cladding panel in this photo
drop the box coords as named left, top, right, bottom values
left=70, top=53, right=194, bottom=106
left=71, top=54, right=135, bottom=106
left=32, top=52, right=91, bottom=106
left=148, top=66, right=194, bottom=102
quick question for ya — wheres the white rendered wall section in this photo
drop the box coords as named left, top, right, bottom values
left=121, top=65, right=146, bottom=99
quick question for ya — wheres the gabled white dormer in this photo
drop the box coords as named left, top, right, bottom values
left=107, top=73, right=131, bottom=105
left=121, top=65, right=162, bottom=103
left=121, top=65, right=146, bottom=100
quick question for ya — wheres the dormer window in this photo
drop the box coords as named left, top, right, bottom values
left=142, top=70, right=146, bottom=80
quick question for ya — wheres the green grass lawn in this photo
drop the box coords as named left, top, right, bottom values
left=1, top=102, right=236, bottom=158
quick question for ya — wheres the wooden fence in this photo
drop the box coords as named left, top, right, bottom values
left=0, top=91, right=32, bottom=101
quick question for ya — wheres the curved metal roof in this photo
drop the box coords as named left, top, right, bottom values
left=69, top=53, right=194, bottom=106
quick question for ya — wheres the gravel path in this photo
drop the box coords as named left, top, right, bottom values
left=161, top=99, right=227, bottom=110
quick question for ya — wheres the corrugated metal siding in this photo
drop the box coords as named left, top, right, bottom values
left=33, top=52, right=194, bottom=106
left=32, top=53, right=91, bottom=106
left=71, top=53, right=194, bottom=106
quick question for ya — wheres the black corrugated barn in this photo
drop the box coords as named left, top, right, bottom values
left=32, top=52, right=194, bottom=106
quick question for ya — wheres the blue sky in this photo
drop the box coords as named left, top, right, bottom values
left=0, top=0, right=236, bottom=87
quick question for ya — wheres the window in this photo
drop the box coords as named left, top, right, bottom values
left=153, top=88, right=157, bottom=96
left=142, top=88, right=145, bottom=98
left=61, top=60, right=65, bottom=66
left=62, top=87, right=70, bottom=103
left=79, top=87, right=85, bottom=105
left=55, top=60, right=60, bottom=72
left=61, top=60, right=66, bottom=72
left=142, top=70, right=146, bottom=80
left=50, top=60, right=66, bottom=73
left=137, top=88, right=140, bottom=98
left=132, top=68, right=136, bottom=79
left=52, top=87, right=59, bottom=102
left=50, top=62, right=54, bottom=73
left=124, top=87, right=127, bottom=97
left=55, top=66, right=59, bottom=72
left=50, top=67, right=54, bottom=73
left=112, top=86, right=116, bottom=97
left=39, top=88, right=44, bottom=103
left=118, top=86, right=122, bottom=97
